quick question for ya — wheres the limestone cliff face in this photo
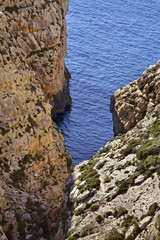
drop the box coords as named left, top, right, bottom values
left=110, top=60, right=160, bottom=135
left=0, top=2, right=71, bottom=239
left=0, top=0, right=71, bottom=118
left=61, top=105, right=160, bottom=240
left=55, top=63, right=160, bottom=240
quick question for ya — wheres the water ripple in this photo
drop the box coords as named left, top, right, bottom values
left=56, top=0, right=160, bottom=165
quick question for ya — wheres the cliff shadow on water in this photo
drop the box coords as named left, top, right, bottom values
left=54, top=105, right=72, bottom=129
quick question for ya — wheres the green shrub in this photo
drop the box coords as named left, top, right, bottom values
left=67, top=232, right=80, bottom=240
left=105, top=231, right=125, bottom=240
left=132, top=222, right=141, bottom=236
left=114, top=179, right=129, bottom=197
left=99, top=146, right=111, bottom=154
left=125, top=235, right=134, bottom=240
left=144, top=170, right=152, bottom=180
left=111, top=175, right=139, bottom=200
left=121, top=215, right=134, bottom=229
left=117, top=161, right=132, bottom=170
left=96, top=214, right=103, bottom=223
left=113, top=133, right=124, bottom=140
left=127, top=174, right=137, bottom=186
left=97, top=160, right=106, bottom=169
left=79, top=164, right=86, bottom=172
left=114, top=207, right=128, bottom=218
left=66, top=157, right=72, bottom=170
left=147, top=202, right=158, bottom=216
left=78, top=160, right=100, bottom=193
left=104, top=176, right=111, bottom=183
left=144, top=155, right=160, bottom=167
left=74, top=208, right=84, bottom=216
left=136, top=154, right=160, bottom=175
left=80, top=228, right=93, bottom=237
left=106, top=195, right=112, bottom=202
left=125, top=222, right=141, bottom=239
left=120, top=139, right=139, bottom=157
left=90, top=204, right=99, bottom=212
left=104, top=211, right=113, bottom=218
left=118, top=179, right=129, bottom=191
left=137, top=139, right=160, bottom=160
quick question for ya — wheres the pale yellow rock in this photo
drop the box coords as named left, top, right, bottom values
left=0, top=0, right=72, bottom=239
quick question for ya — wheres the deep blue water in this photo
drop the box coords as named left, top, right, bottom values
left=56, top=0, right=160, bottom=166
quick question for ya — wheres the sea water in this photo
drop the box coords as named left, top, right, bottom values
left=56, top=0, right=160, bottom=166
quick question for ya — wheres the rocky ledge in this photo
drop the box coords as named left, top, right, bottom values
left=110, top=60, right=160, bottom=135
left=56, top=63, right=160, bottom=240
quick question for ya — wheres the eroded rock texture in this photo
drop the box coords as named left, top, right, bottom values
left=0, top=2, right=72, bottom=239
left=0, top=0, right=71, bottom=117
left=53, top=62, right=160, bottom=240
left=110, top=60, right=160, bottom=135
left=62, top=104, right=160, bottom=240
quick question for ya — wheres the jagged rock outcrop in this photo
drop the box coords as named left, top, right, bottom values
left=0, top=1, right=72, bottom=239
left=60, top=104, right=160, bottom=240
left=53, top=63, right=160, bottom=240
left=110, top=60, right=160, bottom=135
left=0, top=0, right=71, bottom=118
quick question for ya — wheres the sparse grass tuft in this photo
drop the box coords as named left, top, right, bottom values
left=78, top=160, right=100, bottom=194
left=114, top=207, right=128, bottom=218
left=96, top=214, right=104, bottom=223
left=90, top=204, right=99, bottom=212
left=104, top=176, right=111, bottom=183
left=104, top=211, right=113, bottom=218
left=105, top=231, right=125, bottom=240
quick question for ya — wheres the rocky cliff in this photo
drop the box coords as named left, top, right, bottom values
left=0, top=0, right=71, bottom=118
left=110, top=61, right=160, bottom=135
left=0, top=1, right=72, bottom=239
left=57, top=63, right=160, bottom=240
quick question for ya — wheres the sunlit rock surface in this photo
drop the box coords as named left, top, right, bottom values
left=0, top=1, right=72, bottom=239
left=60, top=104, right=160, bottom=240
left=110, top=60, right=160, bottom=135
left=55, top=63, right=160, bottom=239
